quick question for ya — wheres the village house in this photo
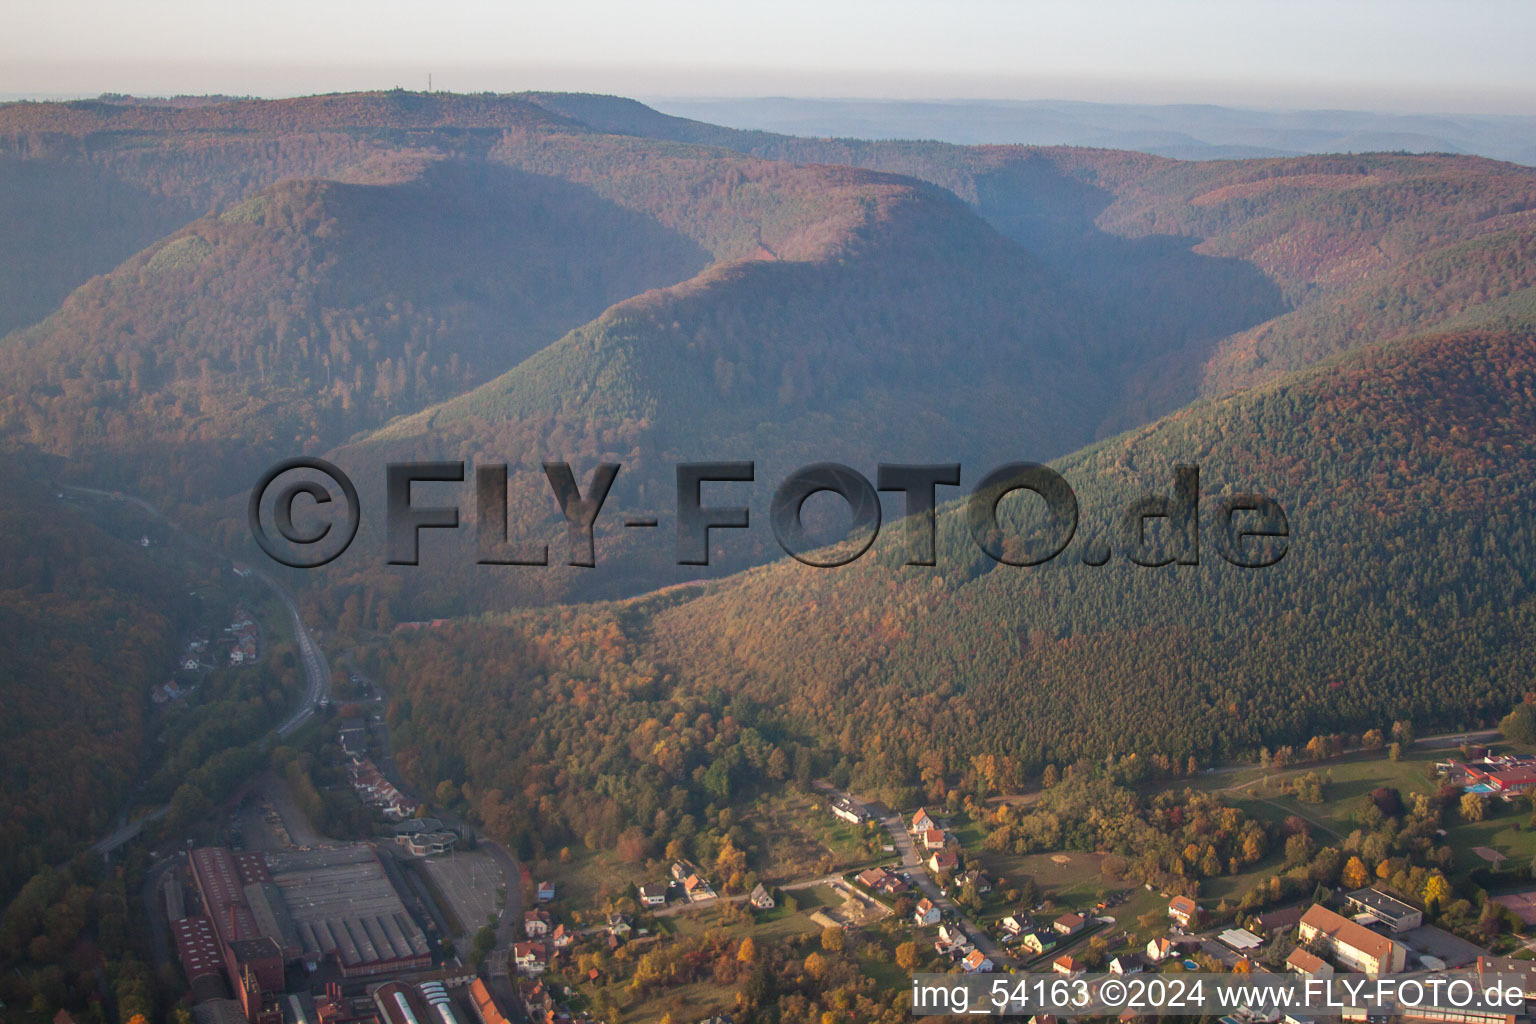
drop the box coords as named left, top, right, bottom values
left=914, top=898, right=941, bottom=926
left=956, top=869, right=992, bottom=895
left=749, top=883, right=775, bottom=910
left=1053, top=912, right=1087, bottom=937
left=512, top=942, right=547, bottom=975
left=1145, top=937, right=1178, bottom=962
left=638, top=882, right=668, bottom=907
left=683, top=873, right=715, bottom=901
left=962, top=949, right=994, bottom=973
left=1297, top=904, right=1406, bottom=975
left=1000, top=914, right=1028, bottom=936
left=1052, top=955, right=1083, bottom=976
left=912, top=808, right=936, bottom=834
left=830, top=797, right=869, bottom=824
left=1286, top=947, right=1333, bottom=979
left=856, top=867, right=908, bottom=896
left=928, top=849, right=959, bottom=874
left=922, top=828, right=947, bottom=851
left=1022, top=931, right=1058, bottom=955
left=1168, top=895, right=1199, bottom=928
left=605, top=913, right=631, bottom=938
left=550, top=924, right=572, bottom=950
left=1109, top=954, right=1145, bottom=975
left=523, top=910, right=550, bottom=937
left=536, top=881, right=555, bottom=903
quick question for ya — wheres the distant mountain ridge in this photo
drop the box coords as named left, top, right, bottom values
left=646, top=97, right=1536, bottom=165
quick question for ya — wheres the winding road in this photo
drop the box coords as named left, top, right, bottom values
left=67, top=486, right=331, bottom=854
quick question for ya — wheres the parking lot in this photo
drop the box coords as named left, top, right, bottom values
left=420, top=848, right=505, bottom=938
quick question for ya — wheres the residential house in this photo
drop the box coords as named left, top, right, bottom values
left=912, top=808, right=936, bottom=834
left=1297, top=904, right=1406, bottom=975
left=914, top=898, right=941, bottom=926
left=830, top=797, right=868, bottom=824
left=1052, top=955, right=1083, bottom=976
left=962, top=949, right=994, bottom=973
left=683, top=874, right=715, bottom=900
left=922, top=828, right=947, bottom=851
left=1053, top=912, right=1087, bottom=937
left=1022, top=931, right=1058, bottom=955
left=928, top=849, right=959, bottom=874
left=1145, top=937, right=1177, bottom=962
left=1286, top=947, right=1334, bottom=979
left=856, top=867, right=907, bottom=896
left=523, top=910, right=550, bottom=937
left=1256, top=906, right=1306, bottom=934
left=550, top=924, right=572, bottom=950
left=956, top=869, right=992, bottom=895
left=1109, top=954, right=1145, bottom=975
left=749, top=883, right=774, bottom=910
left=512, top=942, right=547, bottom=975
left=1000, top=915, right=1028, bottom=936
left=1168, top=895, right=1199, bottom=928
left=536, top=881, right=555, bottom=903
left=638, top=882, right=668, bottom=907
left=937, top=923, right=965, bottom=947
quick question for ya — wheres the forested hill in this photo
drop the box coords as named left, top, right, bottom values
left=377, top=320, right=1536, bottom=852
left=310, top=175, right=1111, bottom=612
left=0, top=162, right=712, bottom=499
left=526, top=92, right=1536, bottom=403
left=643, top=322, right=1536, bottom=772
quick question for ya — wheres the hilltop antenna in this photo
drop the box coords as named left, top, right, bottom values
left=427, top=72, right=432, bottom=93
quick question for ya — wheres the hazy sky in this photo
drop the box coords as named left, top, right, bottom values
left=5, top=0, right=1534, bottom=113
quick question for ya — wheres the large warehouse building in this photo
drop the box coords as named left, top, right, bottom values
left=186, top=843, right=432, bottom=1002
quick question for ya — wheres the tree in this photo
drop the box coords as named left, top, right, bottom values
left=1422, top=872, right=1452, bottom=911
left=737, top=936, right=757, bottom=963
left=821, top=925, right=845, bottom=953
left=803, top=951, right=828, bottom=979
left=895, top=941, right=918, bottom=970
left=1461, top=792, right=1488, bottom=823
left=1501, top=703, right=1536, bottom=746
left=1342, top=856, right=1370, bottom=890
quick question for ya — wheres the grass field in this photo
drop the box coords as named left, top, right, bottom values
left=535, top=845, right=654, bottom=922
left=745, top=791, right=884, bottom=881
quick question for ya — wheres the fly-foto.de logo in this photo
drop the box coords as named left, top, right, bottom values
left=248, top=458, right=1289, bottom=571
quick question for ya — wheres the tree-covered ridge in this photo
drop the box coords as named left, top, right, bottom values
left=523, top=93, right=1536, bottom=394
left=313, top=174, right=1112, bottom=614
left=0, top=162, right=712, bottom=498
left=1201, top=224, right=1536, bottom=392
left=371, top=322, right=1536, bottom=857
left=0, top=461, right=180, bottom=904
left=641, top=324, right=1536, bottom=774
